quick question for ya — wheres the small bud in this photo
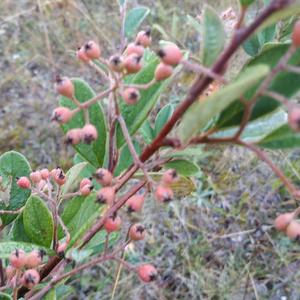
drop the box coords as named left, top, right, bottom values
left=94, top=168, right=113, bottom=186
left=137, top=264, right=158, bottom=283
left=122, top=88, right=140, bottom=105
left=129, top=223, right=146, bottom=241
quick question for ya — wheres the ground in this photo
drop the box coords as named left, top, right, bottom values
left=0, top=0, right=299, bottom=299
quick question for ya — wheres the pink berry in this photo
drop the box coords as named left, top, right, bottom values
left=84, top=40, right=101, bottom=59
left=55, top=76, right=74, bottom=98
left=80, top=178, right=92, bottom=189
left=288, top=106, right=300, bottom=132
left=40, top=168, right=50, bottom=180
left=129, top=223, right=146, bottom=241
left=9, top=249, right=27, bottom=269
left=124, top=54, right=142, bottom=74
left=161, top=169, right=178, bottom=186
left=80, top=184, right=93, bottom=196
left=94, top=168, right=113, bottom=186
left=109, top=55, right=125, bottom=73
left=157, top=44, right=183, bottom=66
left=21, top=269, right=40, bottom=289
left=30, top=171, right=42, bottom=184
left=122, top=88, right=140, bottom=105
left=53, top=168, right=66, bottom=186
left=155, top=185, right=174, bottom=203
left=126, top=194, right=145, bottom=213
left=104, top=215, right=122, bottom=233
left=126, top=43, right=145, bottom=57
left=77, top=46, right=90, bottom=63
left=25, top=249, right=44, bottom=268
left=51, top=107, right=74, bottom=124
left=96, top=186, right=115, bottom=206
left=137, top=264, right=158, bottom=283
left=17, top=177, right=31, bottom=189
left=286, top=220, right=300, bottom=239
left=65, top=128, right=82, bottom=145
left=155, top=63, right=173, bottom=81
left=82, top=124, right=98, bottom=144
left=135, top=29, right=152, bottom=48
left=292, top=20, right=300, bottom=48
left=274, top=212, right=295, bottom=232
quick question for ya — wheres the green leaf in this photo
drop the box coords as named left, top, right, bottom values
left=164, top=159, right=200, bottom=177
left=0, top=241, right=54, bottom=258
left=114, top=141, right=141, bottom=176
left=243, top=34, right=261, bottom=57
left=0, top=293, right=12, bottom=300
left=139, top=120, right=154, bottom=144
left=60, top=79, right=107, bottom=168
left=0, top=151, right=31, bottom=225
left=125, top=7, right=150, bottom=38
left=44, top=289, right=56, bottom=300
left=154, top=104, right=174, bottom=136
left=116, top=51, right=172, bottom=147
left=86, top=231, right=120, bottom=255
left=23, top=196, right=54, bottom=248
left=177, top=64, right=270, bottom=143
left=10, top=213, right=31, bottom=243
left=257, top=124, right=300, bottom=149
left=218, top=44, right=300, bottom=128
left=201, top=5, right=225, bottom=66
left=239, top=0, right=255, bottom=7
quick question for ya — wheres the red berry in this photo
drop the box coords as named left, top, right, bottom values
left=124, top=54, right=142, bottom=74
left=21, top=269, right=40, bottom=289
left=55, top=76, right=74, bottom=98
left=126, top=194, right=145, bottom=213
left=161, top=169, right=178, bottom=186
left=122, top=88, right=140, bottom=105
left=292, top=20, right=300, bottom=48
left=288, top=106, right=300, bottom=132
left=80, top=184, right=93, bottom=196
left=65, top=128, right=82, bottom=145
left=17, top=177, right=31, bottom=189
left=286, top=220, right=300, bottom=239
left=129, top=223, right=146, bottom=241
left=137, top=264, right=158, bottom=283
left=51, top=107, right=74, bottom=124
left=157, top=44, right=182, bottom=66
left=25, top=250, right=44, bottom=268
left=9, top=249, right=27, bottom=269
left=80, top=178, right=92, bottom=189
left=5, top=266, right=16, bottom=280
left=155, top=63, right=173, bottom=81
left=96, top=187, right=115, bottom=206
left=94, top=168, right=113, bottom=186
left=82, top=124, right=98, bottom=144
left=84, top=40, right=101, bottom=59
left=40, top=168, right=50, bottom=180
left=104, top=215, right=122, bottom=233
left=109, top=55, right=125, bottom=73
left=77, top=46, right=90, bottom=63
left=53, top=168, right=66, bottom=186
left=155, top=185, right=174, bottom=203
left=30, top=171, right=42, bottom=184
left=274, top=212, right=294, bottom=232
left=135, top=29, right=152, bottom=48
left=126, top=43, right=145, bottom=57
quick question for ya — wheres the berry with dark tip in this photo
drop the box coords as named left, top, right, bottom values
left=155, top=185, right=174, bottom=203
left=135, top=29, right=152, bottom=47
left=109, top=55, right=125, bottom=73
left=94, top=168, right=113, bottom=186
left=122, top=88, right=140, bottom=105
left=65, top=128, right=82, bottom=145
left=9, top=249, right=27, bottom=269
left=126, top=194, right=145, bottom=213
left=129, top=223, right=146, bottom=241
left=77, top=46, right=90, bottom=63
left=51, top=107, right=74, bottom=124
left=124, top=54, right=142, bottom=74
left=25, top=249, right=44, bottom=268
left=96, top=186, right=115, bottom=206
left=55, top=76, right=74, bottom=98
left=161, top=169, right=178, bottom=185
left=126, top=43, right=145, bottom=56
left=82, top=124, right=98, bottom=144
left=84, top=40, right=101, bottom=59
left=157, top=44, right=182, bottom=66
left=21, top=269, right=40, bottom=289
left=104, top=214, right=122, bottom=233
left=137, top=264, right=158, bottom=283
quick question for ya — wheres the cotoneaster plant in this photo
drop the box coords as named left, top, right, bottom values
left=1, top=1, right=300, bottom=299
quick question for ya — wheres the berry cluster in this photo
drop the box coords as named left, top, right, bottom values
left=274, top=209, right=300, bottom=240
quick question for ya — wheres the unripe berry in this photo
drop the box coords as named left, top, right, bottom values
left=65, top=128, right=82, bottom=145
left=55, top=76, right=74, bottom=99
left=126, top=194, right=145, bottom=213
left=21, top=269, right=40, bottom=289
left=292, top=21, right=300, bottom=48
left=155, top=185, right=174, bottom=203
left=82, top=124, right=98, bottom=144
left=161, top=169, right=178, bottom=186
left=25, top=249, right=44, bottom=268
left=51, top=107, right=74, bottom=124
left=80, top=177, right=92, bottom=189
left=77, top=46, right=90, bottom=63
left=129, top=223, right=146, bottom=241
left=109, top=55, right=125, bottom=73
left=135, top=29, right=152, bottom=48
left=5, top=266, right=16, bottom=280
left=80, top=184, right=93, bottom=196
left=9, top=249, right=27, bottom=269
left=40, top=168, right=50, bottom=180
left=126, top=43, right=145, bottom=57
left=30, top=171, right=42, bottom=184
left=155, top=63, right=173, bottom=81
left=124, top=54, right=142, bottom=74
left=286, top=220, right=300, bottom=239
left=122, top=88, right=140, bottom=105
left=17, top=177, right=31, bottom=189
left=53, top=168, right=66, bottom=186
left=37, top=179, right=47, bottom=191
left=104, top=214, right=122, bottom=233
left=94, top=168, right=113, bottom=186
left=84, top=40, right=101, bottom=59
left=137, top=264, right=158, bottom=283
left=57, top=242, right=68, bottom=255
left=157, top=44, right=183, bottom=66
left=274, top=212, right=294, bottom=232
left=288, top=107, right=300, bottom=132
left=96, top=187, right=115, bottom=206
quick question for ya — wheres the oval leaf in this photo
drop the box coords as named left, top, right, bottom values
left=125, top=7, right=150, bottom=38
left=10, top=213, right=31, bottom=243
left=155, top=104, right=174, bottom=136
left=23, top=195, right=54, bottom=248
left=0, top=292, right=12, bottom=300
left=0, top=151, right=31, bottom=225
left=59, top=79, right=107, bottom=168
left=164, top=159, right=200, bottom=177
